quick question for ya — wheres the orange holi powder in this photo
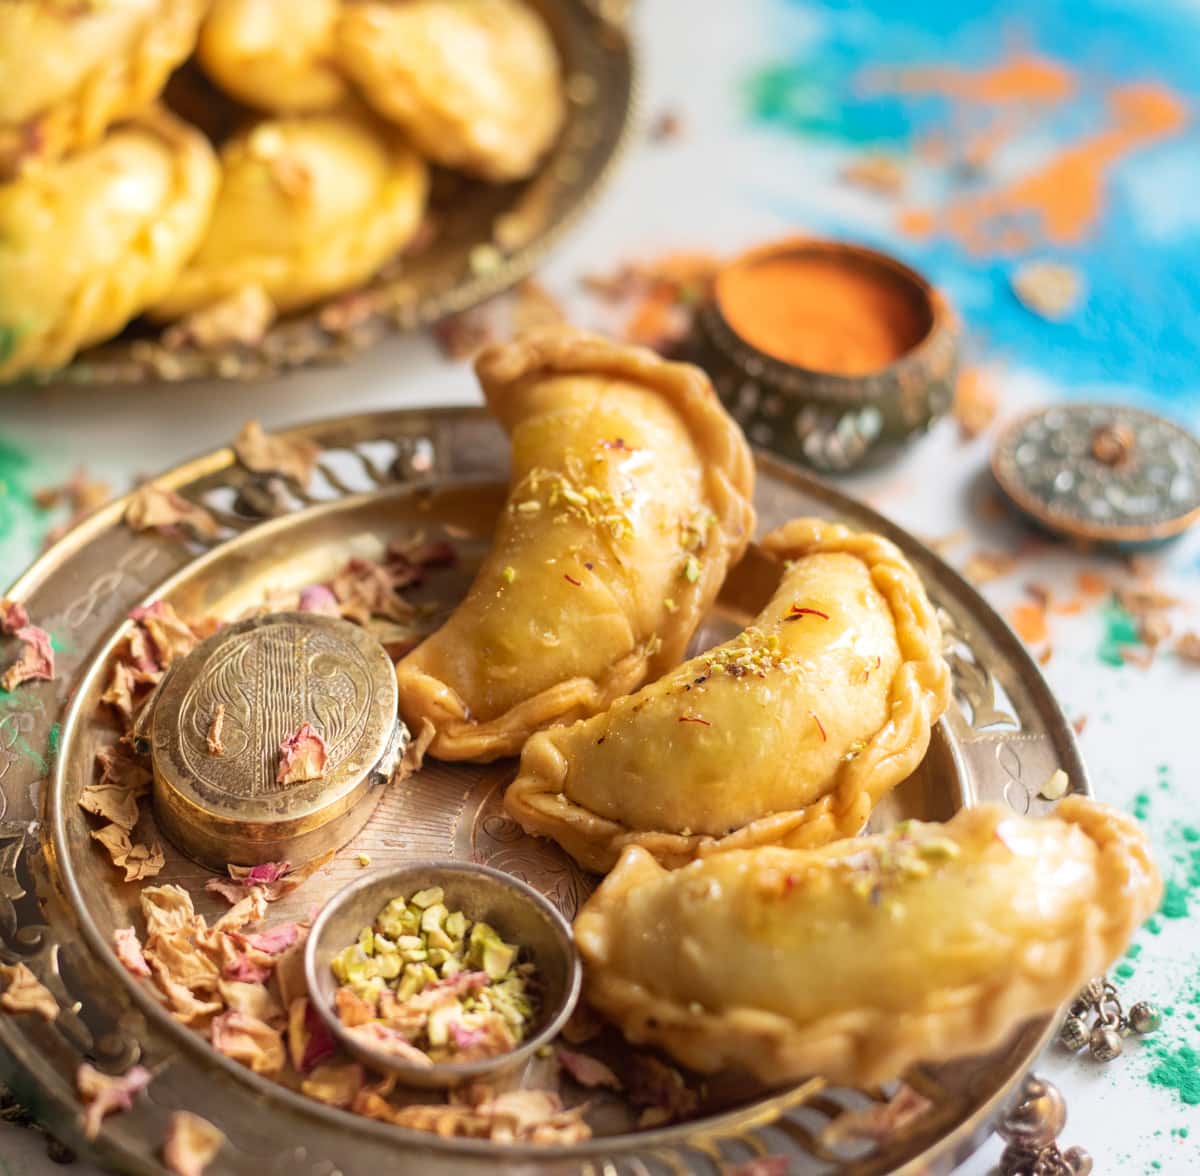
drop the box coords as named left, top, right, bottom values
left=1010, top=601, right=1049, bottom=644
left=878, top=52, right=1077, bottom=106
left=894, top=71, right=1189, bottom=255
left=715, top=254, right=930, bottom=375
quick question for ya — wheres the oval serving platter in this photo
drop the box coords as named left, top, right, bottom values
left=0, top=407, right=1084, bottom=1174
left=43, top=0, right=635, bottom=387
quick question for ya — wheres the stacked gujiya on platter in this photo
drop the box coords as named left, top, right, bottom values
left=0, top=0, right=566, bottom=381
left=393, top=327, right=1159, bottom=1088
left=52, top=327, right=1160, bottom=1147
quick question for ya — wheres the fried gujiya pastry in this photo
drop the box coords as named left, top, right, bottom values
left=506, top=519, right=950, bottom=871
left=149, top=110, right=429, bottom=320
left=575, top=796, right=1162, bottom=1087
left=0, top=108, right=218, bottom=382
left=336, top=0, right=565, bottom=182
left=0, top=0, right=207, bottom=178
left=197, top=0, right=350, bottom=114
left=394, top=328, right=756, bottom=763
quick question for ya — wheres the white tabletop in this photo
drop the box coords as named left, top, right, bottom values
left=3, top=1, right=1199, bottom=1171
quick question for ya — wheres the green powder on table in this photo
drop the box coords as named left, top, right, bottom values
left=1148, top=1045, right=1200, bottom=1106
left=1116, top=961, right=1137, bottom=981
left=1098, top=595, right=1141, bottom=666
left=1162, top=880, right=1190, bottom=920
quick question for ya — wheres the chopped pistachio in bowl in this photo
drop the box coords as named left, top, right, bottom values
left=305, top=862, right=581, bottom=1088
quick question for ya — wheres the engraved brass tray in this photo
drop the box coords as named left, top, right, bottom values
left=0, top=407, right=1087, bottom=1174
left=48, top=0, right=634, bottom=386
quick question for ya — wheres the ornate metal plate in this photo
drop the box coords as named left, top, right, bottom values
left=45, top=0, right=636, bottom=386
left=0, top=407, right=1086, bottom=1174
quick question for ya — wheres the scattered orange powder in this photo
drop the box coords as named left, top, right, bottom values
left=872, top=51, right=1077, bottom=106
left=952, top=367, right=998, bottom=438
left=715, top=253, right=929, bottom=375
left=1010, top=601, right=1049, bottom=644
left=1076, top=570, right=1108, bottom=596
left=1054, top=598, right=1087, bottom=616
left=897, top=78, right=1189, bottom=255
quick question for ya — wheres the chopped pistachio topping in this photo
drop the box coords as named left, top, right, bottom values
left=509, top=464, right=634, bottom=541
left=700, top=627, right=800, bottom=679
left=330, top=891, right=536, bottom=1065
left=679, top=509, right=717, bottom=553
left=501, top=566, right=516, bottom=584
left=681, top=554, right=701, bottom=583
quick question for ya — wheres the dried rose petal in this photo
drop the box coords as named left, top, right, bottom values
left=165, top=284, right=275, bottom=350
left=79, top=783, right=143, bottom=830
left=821, top=1083, right=932, bottom=1145
left=210, top=1010, right=286, bottom=1076
left=233, top=420, right=321, bottom=486
left=628, top=1053, right=699, bottom=1121
left=345, top=1022, right=433, bottom=1067
left=125, top=483, right=219, bottom=540
left=963, top=550, right=1018, bottom=585
left=113, top=928, right=152, bottom=979
left=0, top=599, right=29, bottom=634
left=0, top=962, right=58, bottom=1020
left=2, top=625, right=54, bottom=691
left=557, top=1049, right=622, bottom=1090
left=1176, top=631, right=1200, bottom=664
left=140, top=885, right=198, bottom=938
left=129, top=601, right=208, bottom=668
left=277, top=723, right=327, bottom=785
left=952, top=368, right=997, bottom=440
left=163, top=1110, right=225, bottom=1176
left=77, top=1062, right=152, bottom=1140
left=298, top=584, right=339, bottom=615
left=236, top=861, right=291, bottom=886
left=288, top=997, right=338, bottom=1073
left=721, top=1159, right=790, bottom=1176
left=91, top=825, right=166, bottom=882
left=206, top=704, right=225, bottom=755
left=244, top=922, right=300, bottom=955
left=1012, top=261, right=1083, bottom=320
left=301, top=1062, right=363, bottom=1109
left=217, top=980, right=282, bottom=1024
left=330, top=557, right=416, bottom=625
left=397, top=717, right=436, bottom=783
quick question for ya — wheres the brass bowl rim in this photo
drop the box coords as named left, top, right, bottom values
left=991, top=402, right=1200, bottom=544
left=304, top=860, right=583, bottom=1088
left=703, top=233, right=959, bottom=395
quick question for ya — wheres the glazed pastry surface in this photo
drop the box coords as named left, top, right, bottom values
left=394, top=327, right=756, bottom=762
left=0, top=0, right=207, bottom=178
left=336, top=0, right=564, bottom=181
left=0, top=108, right=218, bottom=381
left=506, top=518, right=950, bottom=870
left=575, top=796, right=1162, bottom=1086
left=149, top=110, right=428, bottom=319
left=197, top=0, right=349, bottom=113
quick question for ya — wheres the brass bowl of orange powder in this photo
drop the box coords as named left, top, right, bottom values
left=692, top=237, right=960, bottom=471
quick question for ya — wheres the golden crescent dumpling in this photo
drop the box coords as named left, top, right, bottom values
left=0, top=0, right=207, bottom=178
left=197, top=0, right=349, bottom=113
left=575, top=796, right=1161, bottom=1087
left=0, top=108, right=218, bottom=382
left=506, top=518, right=950, bottom=870
left=394, top=328, right=756, bottom=763
left=149, top=111, right=429, bottom=319
left=335, top=0, right=565, bottom=181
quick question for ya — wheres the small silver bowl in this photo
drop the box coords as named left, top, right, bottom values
left=305, top=861, right=581, bottom=1088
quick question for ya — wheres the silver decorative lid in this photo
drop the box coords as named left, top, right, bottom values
left=992, top=403, right=1200, bottom=547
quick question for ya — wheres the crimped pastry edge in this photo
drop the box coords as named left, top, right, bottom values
left=573, top=797, right=1162, bottom=1086
left=0, top=105, right=219, bottom=381
left=0, top=0, right=207, bottom=179
left=394, top=326, right=756, bottom=763
left=504, top=515, right=950, bottom=871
